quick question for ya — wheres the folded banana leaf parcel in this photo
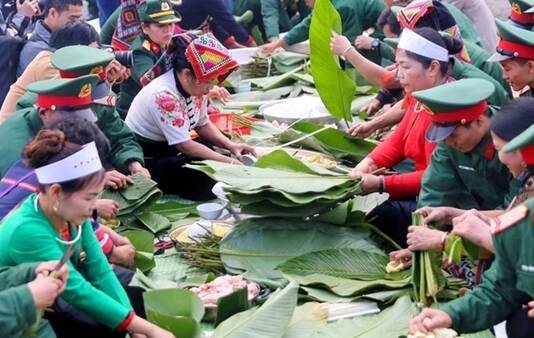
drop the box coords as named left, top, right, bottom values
left=186, top=150, right=361, bottom=217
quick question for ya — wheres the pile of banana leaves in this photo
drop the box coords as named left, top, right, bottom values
left=187, top=150, right=361, bottom=217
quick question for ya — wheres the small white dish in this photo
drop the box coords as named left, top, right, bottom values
left=196, top=203, right=225, bottom=220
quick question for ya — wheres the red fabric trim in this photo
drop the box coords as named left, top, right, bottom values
left=498, top=38, right=534, bottom=59
left=116, top=311, right=135, bottom=332
left=37, top=94, right=92, bottom=109
left=59, top=69, right=106, bottom=82
left=427, top=101, right=488, bottom=123
left=245, top=35, right=255, bottom=47
left=0, top=178, right=38, bottom=192
left=223, top=36, right=236, bottom=48
left=520, top=143, right=534, bottom=165
left=510, top=11, right=534, bottom=25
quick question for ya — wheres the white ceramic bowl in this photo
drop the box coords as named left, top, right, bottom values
left=196, top=203, right=225, bottom=220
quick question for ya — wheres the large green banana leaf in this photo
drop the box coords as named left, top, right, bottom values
left=282, top=302, right=328, bottom=338
left=309, top=296, right=415, bottom=338
left=212, top=282, right=298, bottom=338
left=277, top=248, right=389, bottom=280
left=135, top=211, right=172, bottom=234
left=187, top=163, right=353, bottom=194
left=284, top=272, right=411, bottom=297
left=240, top=200, right=334, bottom=217
left=310, top=0, right=355, bottom=122
left=219, top=218, right=377, bottom=283
left=123, top=230, right=156, bottom=273
left=101, top=174, right=162, bottom=217
left=254, top=149, right=342, bottom=176
left=290, top=121, right=376, bottom=161
left=143, top=288, right=204, bottom=338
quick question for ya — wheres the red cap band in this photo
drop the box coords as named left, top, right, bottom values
left=37, top=94, right=93, bottom=109
left=520, top=143, right=534, bottom=165
left=510, top=11, right=534, bottom=25
left=59, top=69, right=107, bottom=82
left=498, top=38, right=534, bottom=59
left=427, top=101, right=488, bottom=123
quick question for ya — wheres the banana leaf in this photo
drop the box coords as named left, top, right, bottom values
left=282, top=302, right=328, bottom=338
left=101, top=175, right=162, bottom=217
left=148, top=199, right=200, bottom=222
left=120, top=174, right=158, bottom=200
left=212, top=282, right=298, bottom=338
left=444, top=234, right=480, bottom=264
left=143, top=288, right=204, bottom=338
left=254, top=149, right=342, bottom=176
left=277, top=248, right=389, bottom=280
left=308, top=296, right=416, bottom=338
left=187, top=162, right=353, bottom=194
left=284, top=273, right=411, bottom=297
left=289, top=121, right=376, bottom=162
left=301, top=287, right=410, bottom=306
left=214, top=287, right=250, bottom=327
left=310, top=0, right=355, bottom=122
left=249, top=65, right=304, bottom=90
left=240, top=200, right=334, bottom=217
left=135, top=211, right=172, bottom=234
left=219, top=218, right=376, bottom=283
left=123, top=230, right=155, bottom=273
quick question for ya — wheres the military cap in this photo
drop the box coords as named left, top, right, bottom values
left=489, top=19, right=534, bottom=62
left=503, top=124, right=534, bottom=164
left=51, top=46, right=115, bottom=100
left=27, top=75, right=100, bottom=122
left=138, top=0, right=181, bottom=24
left=412, top=78, right=495, bottom=143
left=508, top=0, right=534, bottom=26
left=52, top=46, right=114, bottom=82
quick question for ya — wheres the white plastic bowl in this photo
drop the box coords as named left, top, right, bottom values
left=196, top=203, right=225, bottom=220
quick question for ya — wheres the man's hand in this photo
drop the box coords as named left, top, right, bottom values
left=17, top=0, right=40, bottom=17
left=409, top=308, right=453, bottom=335
left=128, top=162, right=151, bottom=178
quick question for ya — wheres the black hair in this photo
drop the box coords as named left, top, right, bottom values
left=172, top=33, right=198, bottom=73
left=49, top=21, right=100, bottom=50
left=24, top=129, right=105, bottom=195
left=490, top=97, right=534, bottom=141
left=402, top=27, right=463, bottom=75
left=51, top=117, right=112, bottom=170
left=377, top=8, right=401, bottom=36
left=43, top=0, right=83, bottom=17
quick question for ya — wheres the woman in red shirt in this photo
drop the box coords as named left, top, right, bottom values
left=331, top=27, right=462, bottom=246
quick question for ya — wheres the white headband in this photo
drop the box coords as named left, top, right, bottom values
left=398, top=29, right=449, bottom=62
left=35, top=142, right=103, bottom=184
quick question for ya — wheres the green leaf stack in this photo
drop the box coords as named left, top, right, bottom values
left=187, top=150, right=361, bottom=217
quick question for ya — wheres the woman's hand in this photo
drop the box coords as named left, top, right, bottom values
left=110, top=244, right=136, bottom=268
left=354, top=35, right=374, bottom=50
left=330, top=31, right=353, bottom=57
left=17, top=0, right=40, bottom=17
left=409, top=308, right=453, bottom=335
left=35, top=261, right=69, bottom=291
left=128, top=162, right=151, bottom=178
left=260, top=39, right=285, bottom=55
left=357, top=174, right=381, bottom=194
left=95, top=199, right=120, bottom=220
left=228, top=143, right=256, bottom=161
left=360, top=99, right=382, bottom=116
left=407, top=226, right=445, bottom=251
left=348, top=121, right=377, bottom=138
left=207, top=86, right=231, bottom=104
left=105, top=170, right=133, bottom=190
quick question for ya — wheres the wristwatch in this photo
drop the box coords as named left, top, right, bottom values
left=371, top=38, right=380, bottom=50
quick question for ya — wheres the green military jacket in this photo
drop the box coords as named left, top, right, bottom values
left=442, top=196, right=534, bottom=333
left=117, top=35, right=163, bottom=118
left=283, top=0, right=384, bottom=46
left=418, top=133, right=516, bottom=210
left=450, top=58, right=510, bottom=108
left=0, top=263, right=56, bottom=338
left=100, top=7, right=120, bottom=46
left=13, top=92, right=144, bottom=174
left=0, top=194, right=132, bottom=329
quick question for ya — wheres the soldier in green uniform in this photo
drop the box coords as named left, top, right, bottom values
left=20, top=45, right=148, bottom=183
left=0, top=75, right=102, bottom=177
left=488, top=19, right=534, bottom=98
left=416, top=79, right=517, bottom=211
left=260, top=0, right=384, bottom=56
left=409, top=120, right=534, bottom=338
left=116, top=0, right=181, bottom=118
